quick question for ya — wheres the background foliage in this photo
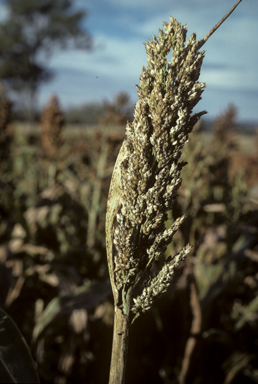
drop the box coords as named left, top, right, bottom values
left=0, top=0, right=92, bottom=118
left=0, top=91, right=258, bottom=384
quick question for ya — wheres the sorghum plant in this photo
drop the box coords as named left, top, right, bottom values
left=106, top=1, right=242, bottom=383
left=39, top=95, right=64, bottom=159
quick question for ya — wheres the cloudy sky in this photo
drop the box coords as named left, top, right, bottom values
left=2, top=0, right=258, bottom=123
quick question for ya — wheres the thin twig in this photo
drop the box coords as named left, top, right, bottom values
left=179, top=271, right=202, bottom=384
left=198, top=0, right=243, bottom=49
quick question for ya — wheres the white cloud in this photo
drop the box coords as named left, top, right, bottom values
left=0, top=3, right=8, bottom=21
left=41, top=0, right=258, bottom=122
left=49, top=32, right=147, bottom=82
left=50, top=8, right=258, bottom=94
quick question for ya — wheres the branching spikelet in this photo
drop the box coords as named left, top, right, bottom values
left=132, top=244, right=192, bottom=313
left=112, top=17, right=206, bottom=317
left=106, top=2, right=243, bottom=324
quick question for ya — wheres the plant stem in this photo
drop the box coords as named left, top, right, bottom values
left=109, top=306, right=130, bottom=384
left=198, top=0, right=242, bottom=49
left=179, top=272, right=202, bottom=384
left=87, top=134, right=108, bottom=248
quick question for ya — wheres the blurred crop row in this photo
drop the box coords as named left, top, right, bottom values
left=0, top=93, right=258, bottom=384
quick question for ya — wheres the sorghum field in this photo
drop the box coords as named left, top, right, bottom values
left=1, top=97, right=258, bottom=384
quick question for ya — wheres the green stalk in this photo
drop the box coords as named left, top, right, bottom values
left=109, top=307, right=130, bottom=384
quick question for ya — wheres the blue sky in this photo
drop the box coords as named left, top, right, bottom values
left=1, top=0, right=258, bottom=123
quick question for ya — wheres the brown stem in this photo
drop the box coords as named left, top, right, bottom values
left=179, top=274, right=202, bottom=384
left=87, top=134, right=109, bottom=248
left=109, top=306, right=130, bottom=384
left=198, top=0, right=242, bottom=49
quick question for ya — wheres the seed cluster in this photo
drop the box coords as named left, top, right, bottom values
left=132, top=245, right=192, bottom=314
left=110, top=16, right=207, bottom=318
left=39, top=95, right=64, bottom=159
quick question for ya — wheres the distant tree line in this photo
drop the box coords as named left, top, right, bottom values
left=0, top=0, right=92, bottom=118
left=12, top=91, right=135, bottom=126
left=12, top=102, right=104, bottom=124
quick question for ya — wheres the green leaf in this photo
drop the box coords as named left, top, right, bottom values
left=32, top=280, right=111, bottom=342
left=235, top=296, right=258, bottom=330
left=0, top=308, right=40, bottom=383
